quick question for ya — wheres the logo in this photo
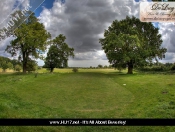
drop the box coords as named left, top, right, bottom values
left=140, top=2, right=175, bottom=22
left=0, top=0, right=45, bottom=40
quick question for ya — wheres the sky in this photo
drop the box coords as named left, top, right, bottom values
left=0, top=0, right=175, bottom=67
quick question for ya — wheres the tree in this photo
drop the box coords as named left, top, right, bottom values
left=72, top=67, right=78, bottom=72
left=26, top=59, right=38, bottom=72
left=104, top=65, right=108, bottom=68
left=99, top=16, right=167, bottom=74
left=1, top=61, right=8, bottom=72
left=5, top=11, right=51, bottom=73
left=97, top=64, right=103, bottom=68
left=44, top=34, right=74, bottom=73
left=7, top=62, right=13, bottom=70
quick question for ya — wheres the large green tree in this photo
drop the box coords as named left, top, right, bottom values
left=99, top=16, right=167, bottom=74
left=5, top=12, right=51, bottom=73
left=44, top=34, right=74, bottom=72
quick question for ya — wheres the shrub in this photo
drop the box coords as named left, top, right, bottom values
left=26, top=59, right=37, bottom=72
left=1, top=61, right=8, bottom=72
left=171, top=65, right=175, bottom=71
left=72, top=68, right=78, bottom=72
left=7, top=62, right=13, bottom=70
left=38, top=66, right=42, bottom=70
left=15, top=64, right=22, bottom=72
left=152, top=66, right=164, bottom=71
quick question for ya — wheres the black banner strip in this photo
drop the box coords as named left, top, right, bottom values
left=0, top=119, right=175, bottom=126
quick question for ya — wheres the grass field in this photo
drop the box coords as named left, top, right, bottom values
left=0, top=68, right=175, bottom=131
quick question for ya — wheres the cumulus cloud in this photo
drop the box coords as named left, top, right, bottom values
left=39, top=0, right=139, bottom=64
left=0, top=0, right=17, bottom=28
left=0, top=36, right=15, bottom=58
left=0, top=0, right=20, bottom=58
left=159, top=23, right=175, bottom=63
left=72, top=50, right=107, bottom=60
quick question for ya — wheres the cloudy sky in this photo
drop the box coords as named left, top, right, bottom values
left=0, top=0, right=175, bottom=67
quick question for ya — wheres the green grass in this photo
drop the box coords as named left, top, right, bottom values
left=0, top=69, right=175, bottom=131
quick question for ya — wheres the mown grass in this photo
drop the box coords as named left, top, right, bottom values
left=0, top=68, right=175, bottom=131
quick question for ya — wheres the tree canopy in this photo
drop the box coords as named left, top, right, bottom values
left=44, top=34, right=74, bottom=72
left=99, top=16, right=167, bottom=74
left=5, top=12, right=51, bottom=73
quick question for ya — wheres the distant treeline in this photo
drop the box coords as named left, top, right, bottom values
left=0, top=56, right=21, bottom=72
left=0, top=56, right=38, bottom=72
left=44, top=63, right=175, bottom=71
left=71, top=63, right=175, bottom=72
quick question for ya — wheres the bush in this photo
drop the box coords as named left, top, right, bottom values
left=7, top=62, right=13, bottom=70
left=171, top=65, right=175, bottom=71
left=72, top=68, right=78, bottom=72
left=152, top=66, right=164, bottom=71
left=15, top=64, right=22, bottom=72
left=26, top=59, right=37, bottom=72
left=38, top=66, right=42, bottom=70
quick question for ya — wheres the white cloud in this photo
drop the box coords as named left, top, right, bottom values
left=38, top=0, right=140, bottom=66
left=0, top=36, right=15, bottom=57
left=158, top=22, right=175, bottom=63
left=0, top=0, right=16, bottom=28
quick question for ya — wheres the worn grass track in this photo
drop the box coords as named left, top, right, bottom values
left=0, top=72, right=134, bottom=118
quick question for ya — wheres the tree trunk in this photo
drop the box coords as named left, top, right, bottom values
left=22, top=51, right=27, bottom=73
left=127, top=61, right=133, bottom=74
left=50, top=67, right=54, bottom=73
left=23, top=61, right=27, bottom=73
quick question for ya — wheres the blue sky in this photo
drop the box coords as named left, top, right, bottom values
left=34, top=0, right=55, bottom=17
